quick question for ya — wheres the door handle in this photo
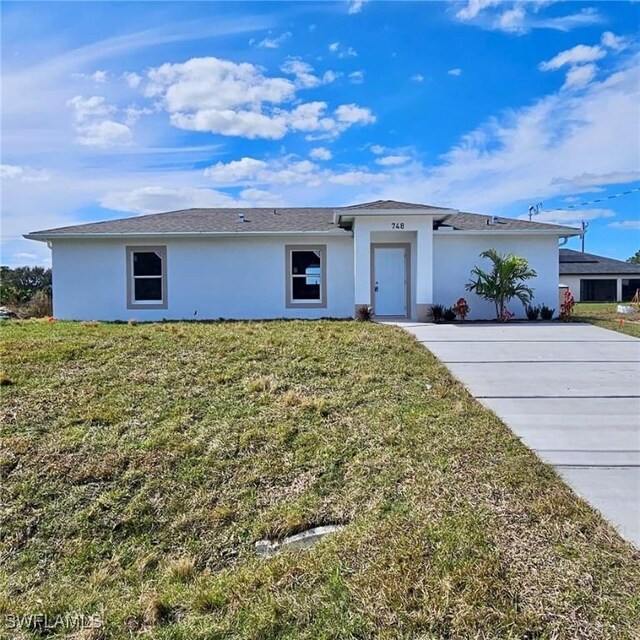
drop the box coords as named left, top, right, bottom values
left=374, top=282, right=379, bottom=292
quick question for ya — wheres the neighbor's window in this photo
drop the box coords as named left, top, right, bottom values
left=127, top=246, right=167, bottom=309
left=286, top=246, right=326, bottom=308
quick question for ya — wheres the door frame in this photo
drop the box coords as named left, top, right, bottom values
left=370, top=243, right=411, bottom=318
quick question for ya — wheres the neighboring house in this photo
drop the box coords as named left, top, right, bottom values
left=560, top=249, right=640, bottom=302
left=25, top=200, right=580, bottom=321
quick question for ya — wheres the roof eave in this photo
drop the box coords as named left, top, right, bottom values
left=434, top=228, right=582, bottom=236
left=23, top=229, right=352, bottom=242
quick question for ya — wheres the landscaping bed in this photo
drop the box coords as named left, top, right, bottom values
left=1, top=320, right=639, bottom=639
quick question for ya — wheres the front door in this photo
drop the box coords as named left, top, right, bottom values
left=373, top=246, right=408, bottom=317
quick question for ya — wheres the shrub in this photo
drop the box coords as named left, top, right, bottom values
left=355, top=305, right=373, bottom=322
left=525, top=305, right=540, bottom=320
left=466, top=249, right=536, bottom=320
left=431, top=304, right=445, bottom=322
left=443, top=307, right=456, bottom=322
left=21, top=290, right=52, bottom=318
left=453, top=297, right=470, bottom=321
left=560, top=290, right=575, bottom=322
left=540, top=305, right=555, bottom=320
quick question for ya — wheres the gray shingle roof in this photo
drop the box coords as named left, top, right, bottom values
left=26, top=207, right=346, bottom=236
left=342, top=199, right=450, bottom=210
left=559, top=249, right=640, bottom=275
left=25, top=200, right=579, bottom=238
left=439, top=212, right=578, bottom=232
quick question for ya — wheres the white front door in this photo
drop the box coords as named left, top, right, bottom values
left=373, top=247, right=408, bottom=317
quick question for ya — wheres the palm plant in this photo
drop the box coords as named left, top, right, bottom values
left=465, top=249, right=537, bottom=320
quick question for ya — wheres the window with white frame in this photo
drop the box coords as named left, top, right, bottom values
left=127, top=246, right=167, bottom=309
left=286, top=245, right=326, bottom=308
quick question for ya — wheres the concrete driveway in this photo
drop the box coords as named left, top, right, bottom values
left=396, top=322, right=640, bottom=547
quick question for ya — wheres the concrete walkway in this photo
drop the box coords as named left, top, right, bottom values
left=395, top=321, right=640, bottom=547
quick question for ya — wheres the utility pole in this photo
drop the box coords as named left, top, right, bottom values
left=581, top=220, right=589, bottom=253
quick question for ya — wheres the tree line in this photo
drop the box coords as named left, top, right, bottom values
left=0, top=266, right=52, bottom=306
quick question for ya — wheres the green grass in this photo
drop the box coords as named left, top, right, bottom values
left=573, top=302, right=640, bottom=338
left=1, top=319, right=639, bottom=639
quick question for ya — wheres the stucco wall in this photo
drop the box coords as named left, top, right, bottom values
left=432, top=234, right=560, bottom=319
left=51, top=236, right=354, bottom=321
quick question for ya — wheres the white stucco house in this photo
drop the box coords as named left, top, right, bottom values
left=25, top=200, right=581, bottom=321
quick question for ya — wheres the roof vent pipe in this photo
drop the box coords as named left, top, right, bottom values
left=238, top=212, right=245, bottom=223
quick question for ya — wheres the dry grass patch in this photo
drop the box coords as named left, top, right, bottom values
left=1, top=319, right=639, bottom=639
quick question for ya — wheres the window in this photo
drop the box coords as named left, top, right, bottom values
left=580, top=279, right=616, bottom=302
left=285, top=245, right=326, bottom=308
left=127, top=246, right=167, bottom=309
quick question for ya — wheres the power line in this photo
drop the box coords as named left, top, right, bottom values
left=529, top=186, right=640, bottom=217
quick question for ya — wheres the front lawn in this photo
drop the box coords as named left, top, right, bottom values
left=1, top=320, right=639, bottom=639
left=573, top=302, right=640, bottom=338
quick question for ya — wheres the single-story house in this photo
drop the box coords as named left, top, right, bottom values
left=560, top=248, right=640, bottom=302
left=25, top=200, right=581, bottom=321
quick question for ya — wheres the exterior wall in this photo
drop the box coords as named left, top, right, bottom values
left=433, top=234, right=560, bottom=320
left=51, top=235, right=354, bottom=321
left=561, top=274, right=626, bottom=302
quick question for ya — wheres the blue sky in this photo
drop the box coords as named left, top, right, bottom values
left=1, top=0, right=639, bottom=266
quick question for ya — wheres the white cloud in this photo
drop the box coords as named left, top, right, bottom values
left=92, top=70, right=108, bottom=83
left=370, top=144, right=385, bottom=155
left=328, top=42, right=358, bottom=58
left=144, top=56, right=372, bottom=140
left=448, top=68, right=462, bottom=77
left=327, top=171, right=385, bottom=186
left=123, top=71, right=142, bottom=88
left=204, top=155, right=385, bottom=189
left=280, top=58, right=337, bottom=89
left=495, top=6, right=527, bottom=34
left=309, top=147, right=333, bottom=160
left=456, top=0, right=502, bottom=21
left=347, top=0, right=368, bottom=14
left=552, top=171, right=640, bottom=191
left=123, top=105, right=154, bottom=126
left=601, top=31, right=628, bottom=52
left=334, top=103, right=376, bottom=125
left=67, top=95, right=132, bottom=146
left=101, top=186, right=244, bottom=214
left=0, top=165, right=23, bottom=179
left=375, top=155, right=410, bottom=166
left=0, top=164, right=50, bottom=182
left=562, top=63, right=597, bottom=90
left=539, top=44, right=606, bottom=71
left=410, top=73, right=425, bottom=83
left=456, top=2, right=604, bottom=35
left=76, top=120, right=133, bottom=147
left=68, top=95, right=115, bottom=121
left=348, top=70, right=364, bottom=84
left=608, top=220, right=640, bottom=229
left=365, top=55, right=640, bottom=213
left=254, top=31, right=291, bottom=49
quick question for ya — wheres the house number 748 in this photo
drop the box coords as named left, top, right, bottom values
left=391, top=222, right=405, bottom=229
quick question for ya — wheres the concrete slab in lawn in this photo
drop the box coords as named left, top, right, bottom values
left=395, top=321, right=640, bottom=547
